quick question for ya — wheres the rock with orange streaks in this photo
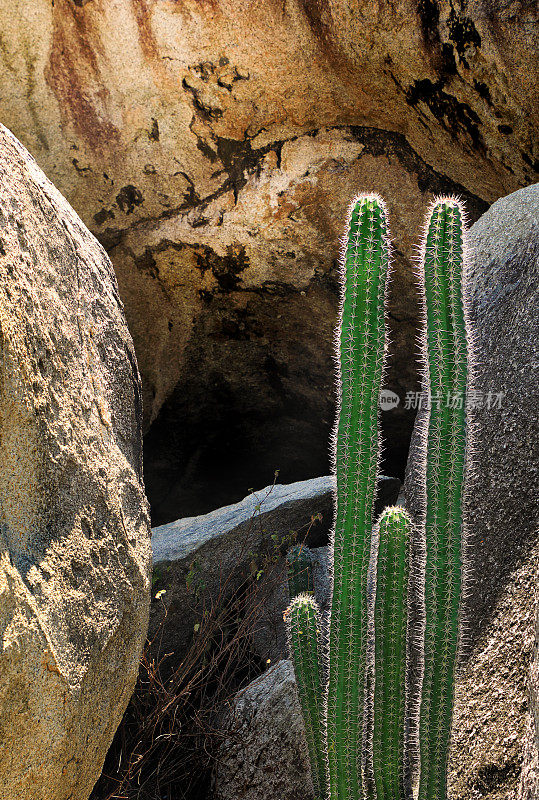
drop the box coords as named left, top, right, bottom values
left=0, top=0, right=536, bottom=521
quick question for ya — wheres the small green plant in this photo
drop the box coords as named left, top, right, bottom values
left=186, top=559, right=207, bottom=599
left=285, top=195, right=470, bottom=800
left=285, top=594, right=327, bottom=799
left=286, top=544, right=315, bottom=598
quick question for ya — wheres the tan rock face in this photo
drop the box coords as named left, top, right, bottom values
left=0, top=0, right=536, bottom=521
left=519, top=603, right=539, bottom=799
left=0, top=126, right=151, bottom=800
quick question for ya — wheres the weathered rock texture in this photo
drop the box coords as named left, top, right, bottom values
left=449, top=542, right=538, bottom=800
left=0, top=0, right=537, bottom=520
left=405, top=185, right=539, bottom=798
left=462, top=184, right=538, bottom=640
left=150, top=474, right=400, bottom=671
left=519, top=601, right=539, bottom=800
left=214, top=659, right=314, bottom=800
left=0, top=126, right=151, bottom=800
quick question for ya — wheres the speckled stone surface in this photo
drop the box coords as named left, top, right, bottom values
left=0, top=125, right=151, bottom=800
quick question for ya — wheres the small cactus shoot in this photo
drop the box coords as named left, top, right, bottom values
left=371, top=506, right=412, bottom=800
left=285, top=594, right=328, bottom=800
left=287, top=544, right=315, bottom=598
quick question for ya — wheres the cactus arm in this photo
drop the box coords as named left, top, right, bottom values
left=370, top=506, right=411, bottom=800
left=285, top=594, right=328, bottom=800
left=287, top=544, right=315, bottom=598
left=417, top=198, right=469, bottom=800
left=327, top=194, right=391, bottom=799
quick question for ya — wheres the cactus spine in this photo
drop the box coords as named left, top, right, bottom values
left=370, top=506, right=412, bottom=800
left=417, top=198, right=468, bottom=800
left=285, top=594, right=328, bottom=800
left=327, top=194, right=390, bottom=800
left=287, top=544, right=315, bottom=598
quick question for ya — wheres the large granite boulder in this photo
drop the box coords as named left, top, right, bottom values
left=0, top=126, right=151, bottom=800
left=405, top=185, right=539, bottom=797
left=150, top=474, right=400, bottom=671
left=0, top=1, right=537, bottom=520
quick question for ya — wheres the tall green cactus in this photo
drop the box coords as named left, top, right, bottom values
left=370, top=506, right=412, bottom=800
left=287, top=544, right=315, bottom=598
left=326, top=194, right=391, bottom=800
left=285, top=594, right=328, bottom=800
left=416, top=197, right=469, bottom=800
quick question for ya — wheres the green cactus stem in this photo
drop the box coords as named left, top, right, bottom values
left=285, top=594, right=328, bottom=800
left=327, top=194, right=391, bottom=800
left=370, top=506, right=412, bottom=800
left=287, top=544, right=315, bottom=598
left=417, top=197, right=469, bottom=800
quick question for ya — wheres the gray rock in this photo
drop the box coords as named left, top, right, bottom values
left=448, top=542, right=538, bottom=800
left=518, top=597, right=539, bottom=800
left=152, top=475, right=333, bottom=564
left=0, top=126, right=151, bottom=800
left=150, top=474, right=399, bottom=670
left=405, top=185, right=539, bottom=798
left=214, top=660, right=314, bottom=800
left=518, top=714, right=539, bottom=800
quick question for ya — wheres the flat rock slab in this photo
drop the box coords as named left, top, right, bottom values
left=150, top=474, right=399, bottom=669
left=0, top=125, right=151, bottom=800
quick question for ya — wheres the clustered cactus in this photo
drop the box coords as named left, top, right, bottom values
left=285, top=195, right=470, bottom=800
